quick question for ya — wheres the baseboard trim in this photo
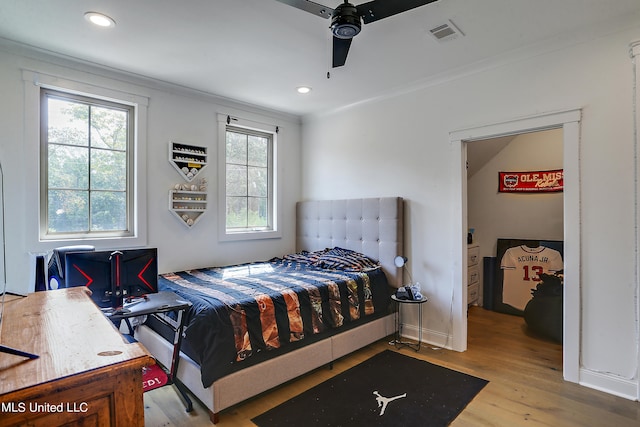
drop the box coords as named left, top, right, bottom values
left=399, top=324, right=453, bottom=351
left=579, top=368, right=638, bottom=401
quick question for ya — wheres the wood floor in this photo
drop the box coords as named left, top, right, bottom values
left=143, top=307, right=640, bottom=426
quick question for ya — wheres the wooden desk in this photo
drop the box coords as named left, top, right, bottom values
left=0, top=287, right=153, bottom=426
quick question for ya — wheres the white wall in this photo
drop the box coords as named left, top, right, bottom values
left=301, top=28, right=640, bottom=398
left=0, top=43, right=302, bottom=294
left=468, top=129, right=564, bottom=276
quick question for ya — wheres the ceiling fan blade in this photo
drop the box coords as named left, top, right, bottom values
left=332, top=36, right=353, bottom=68
left=356, top=0, right=439, bottom=24
left=274, top=0, right=333, bottom=19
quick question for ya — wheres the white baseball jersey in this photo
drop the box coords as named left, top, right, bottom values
left=500, top=245, right=563, bottom=311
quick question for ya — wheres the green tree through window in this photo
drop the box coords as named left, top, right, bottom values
left=41, top=89, right=133, bottom=238
left=225, top=127, right=271, bottom=231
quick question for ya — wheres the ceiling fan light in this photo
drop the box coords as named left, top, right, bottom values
left=331, top=3, right=361, bottom=39
left=332, top=22, right=360, bottom=39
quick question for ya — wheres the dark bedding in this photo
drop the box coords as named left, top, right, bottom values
left=154, top=249, right=392, bottom=387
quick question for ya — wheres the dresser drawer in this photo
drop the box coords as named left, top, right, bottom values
left=468, top=266, right=480, bottom=286
left=467, top=245, right=480, bottom=267
left=468, top=282, right=479, bottom=305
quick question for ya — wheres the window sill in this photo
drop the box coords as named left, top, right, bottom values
left=38, top=234, right=146, bottom=249
left=220, top=229, right=282, bottom=242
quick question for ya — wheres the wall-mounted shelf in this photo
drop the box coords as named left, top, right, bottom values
left=169, top=190, right=207, bottom=227
left=169, top=142, right=207, bottom=182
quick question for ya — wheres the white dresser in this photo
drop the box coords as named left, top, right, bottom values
left=467, top=243, right=480, bottom=305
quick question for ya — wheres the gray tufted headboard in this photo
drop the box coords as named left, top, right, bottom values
left=296, top=197, right=404, bottom=288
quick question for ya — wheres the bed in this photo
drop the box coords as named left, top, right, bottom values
left=135, top=197, right=404, bottom=423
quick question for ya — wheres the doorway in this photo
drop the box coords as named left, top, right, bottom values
left=449, top=109, right=581, bottom=384
left=467, top=129, right=563, bottom=310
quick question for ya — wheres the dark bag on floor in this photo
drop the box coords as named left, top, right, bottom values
left=524, top=273, right=563, bottom=343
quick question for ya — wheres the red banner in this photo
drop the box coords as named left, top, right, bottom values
left=498, top=169, right=563, bottom=193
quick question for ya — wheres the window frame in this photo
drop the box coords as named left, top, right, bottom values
left=39, top=88, right=135, bottom=240
left=23, top=69, right=149, bottom=249
left=218, top=114, right=281, bottom=241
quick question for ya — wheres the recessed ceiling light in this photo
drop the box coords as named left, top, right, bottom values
left=296, top=86, right=312, bottom=94
left=84, top=12, right=116, bottom=28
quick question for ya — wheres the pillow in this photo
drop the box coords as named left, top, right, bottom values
left=312, top=247, right=380, bottom=271
left=279, top=250, right=326, bottom=265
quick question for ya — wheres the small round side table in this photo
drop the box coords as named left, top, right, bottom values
left=390, top=293, right=428, bottom=351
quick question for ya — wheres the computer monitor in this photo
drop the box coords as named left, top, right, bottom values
left=111, top=249, right=159, bottom=299
left=65, top=251, right=114, bottom=308
left=47, top=245, right=95, bottom=290
left=65, top=248, right=158, bottom=310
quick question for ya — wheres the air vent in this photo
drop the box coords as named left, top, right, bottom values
left=429, top=20, right=464, bottom=42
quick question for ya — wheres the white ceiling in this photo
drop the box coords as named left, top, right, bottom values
left=1, top=0, right=639, bottom=117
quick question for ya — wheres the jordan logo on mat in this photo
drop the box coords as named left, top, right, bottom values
left=373, top=390, right=407, bottom=416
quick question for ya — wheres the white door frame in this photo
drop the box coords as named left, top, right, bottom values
left=449, top=108, right=581, bottom=383
left=630, top=39, right=640, bottom=400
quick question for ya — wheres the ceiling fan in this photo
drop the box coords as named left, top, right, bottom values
left=275, top=0, right=439, bottom=68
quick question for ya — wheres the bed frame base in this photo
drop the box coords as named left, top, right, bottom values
left=136, top=313, right=395, bottom=423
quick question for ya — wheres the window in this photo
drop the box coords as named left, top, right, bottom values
left=219, top=115, right=280, bottom=240
left=40, top=88, right=134, bottom=239
left=225, top=127, right=271, bottom=230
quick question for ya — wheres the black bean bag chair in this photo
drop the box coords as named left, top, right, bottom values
left=524, top=273, right=563, bottom=343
